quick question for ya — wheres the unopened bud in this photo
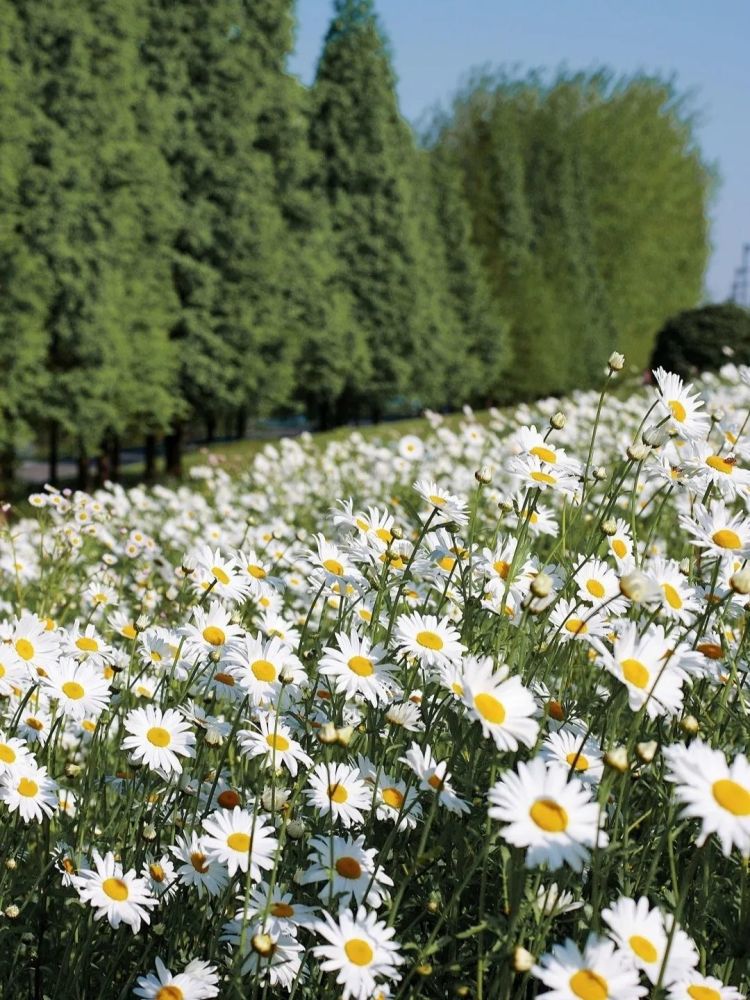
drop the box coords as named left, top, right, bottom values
left=681, top=714, right=699, bottom=735
left=627, top=442, right=650, bottom=462
left=530, top=572, right=553, bottom=599
left=416, top=964, right=432, bottom=977
left=550, top=412, right=566, bottom=430
left=426, top=898, right=440, bottom=914
left=636, top=740, right=658, bottom=764
left=512, top=946, right=535, bottom=973
left=499, top=498, right=514, bottom=514
left=318, top=722, right=337, bottom=745
left=5, top=859, right=17, bottom=871
left=608, top=351, right=625, bottom=373
left=730, top=569, right=750, bottom=595
left=287, top=819, right=305, bottom=840
left=65, top=762, right=82, bottom=778
left=679, top=558, right=691, bottom=576
left=619, top=570, right=660, bottom=604
left=475, top=466, right=492, bottom=485
left=4, top=905, right=20, bottom=919
left=252, top=933, right=274, bottom=957
left=335, top=725, right=355, bottom=748
left=601, top=518, right=617, bottom=537
left=153, top=923, right=166, bottom=936
left=593, top=466, right=607, bottom=481
left=208, top=649, right=221, bottom=664
left=390, top=524, right=404, bottom=541
left=135, top=614, right=149, bottom=633
left=142, top=824, right=157, bottom=841
left=604, top=746, right=629, bottom=773
left=642, top=424, right=669, bottom=448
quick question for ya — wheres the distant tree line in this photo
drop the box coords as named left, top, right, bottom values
left=0, top=0, right=713, bottom=489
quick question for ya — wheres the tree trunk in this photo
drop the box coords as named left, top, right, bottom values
left=165, top=423, right=183, bottom=478
left=96, top=449, right=110, bottom=486
left=49, top=420, right=59, bottom=485
left=205, top=413, right=216, bottom=443
left=235, top=407, right=247, bottom=440
left=0, top=443, right=15, bottom=500
left=144, top=434, right=157, bottom=483
left=109, top=434, right=121, bottom=482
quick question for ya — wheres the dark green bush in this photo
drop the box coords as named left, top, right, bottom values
left=651, top=303, right=750, bottom=377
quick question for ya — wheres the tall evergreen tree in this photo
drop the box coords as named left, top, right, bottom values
left=310, top=0, right=440, bottom=420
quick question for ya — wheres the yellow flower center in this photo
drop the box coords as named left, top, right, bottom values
left=530, top=445, right=557, bottom=463
left=669, top=399, right=686, bottom=422
left=438, top=555, right=456, bottom=572
left=18, top=777, right=38, bottom=797
left=227, top=832, right=251, bottom=853
left=474, top=693, right=506, bottom=725
left=612, top=539, right=628, bottom=558
left=531, top=471, right=556, bottom=485
left=621, top=658, right=650, bottom=689
left=530, top=798, right=568, bottom=832
left=26, top=717, right=44, bottom=731
left=247, top=564, right=267, bottom=579
left=344, top=938, right=374, bottom=967
left=214, top=672, right=235, bottom=686
left=102, top=877, right=129, bottom=902
left=149, top=863, right=165, bottom=882
left=146, top=726, right=171, bottom=748
left=190, top=852, right=209, bottom=873
left=335, top=856, right=363, bottom=879
left=662, top=582, right=683, bottom=609
left=416, top=630, right=443, bottom=651
left=428, top=495, right=446, bottom=506
left=493, top=560, right=510, bottom=579
left=382, top=787, right=404, bottom=809
left=564, top=619, right=587, bottom=635
left=62, top=681, right=85, bottom=700
left=712, top=529, right=742, bottom=549
left=629, top=935, right=658, bottom=963
left=323, top=558, right=344, bottom=576
left=271, top=902, right=295, bottom=917
left=586, top=579, right=605, bottom=599
left=155, top=987, right=183, bottom=1000
left=266, top=733, right=290, bottom=752
left=0, top=744, right=16, bottom=764
left=428, top=773, right=445, bottom=791
left=706, top=455, right=734, bottom=475
left=687, top=987, right=721, bottom=1000
left=15, top=638, right=34, bottom=661
left=348, top=655, right=374, bottom=677
left=251, top=659, right=276, bottom=682
left=202, top=626, right=226, bottom=646
left=76, top=636, right=99, bottom=652
left=713, top=778, right=750, bottom=815
left=122, top=624, right=137, bottom=640
left=328, top=783, right=348, bottom=804
left=211, top=565, right=230, bottom=585
left=566, top=752, right=589, bottom=772
left=569, top=969, right=608, bottom=1000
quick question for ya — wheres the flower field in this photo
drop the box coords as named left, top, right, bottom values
left=2, top=361, right=750, bottom=999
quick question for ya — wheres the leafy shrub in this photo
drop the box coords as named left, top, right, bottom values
left=651, top=302, right=750, bottom=376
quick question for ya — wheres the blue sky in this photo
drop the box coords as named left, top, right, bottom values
left=289, top=0, right=750, bottom=302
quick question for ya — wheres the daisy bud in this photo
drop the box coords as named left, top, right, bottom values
left=593, top=466, right=607, bottom=481
left=416, top=964, right=433, bottom=977
left=153, top=923, right=166, bottom=936
left=681, top=714, right=700, bottom=735
left=252, top=933, right=274, bottom=957
left=65, top=763, right=82, bottom=778
left=679, top=558, right=691, bottom=576
left=135, top=614, right=149, bottom=633
left=499, top=498, right=514, bottom=513
left=730, top=569, right=750, bottom=594
left=426, top=898, right=440, bottom=913
left=166, top=586, right=179, bottom=601
left=5, top=859, right=17, bottom=871
left=530, top=572, right=553, bottom=598
left=512, top=946, right=535, bottom=973
left=601, top=518, right=617, bottom=536
left=642, top=423, right=669, bottom=448
left=335, top=725, right=355, bottom=748
left=390, top=524, right=404, bottom=541
left=604, top=746, right=629, bottom=773
left=142, top=824, right=157, bottom=841
left=208, top=649, right=221, bottom=664
left=4, top=905, right=20, bottom=919
left=710, top=406, right=724, bottom=423
left=318, top=722, right=337, bottom=745
left=550, top=411, right=566, bottom=430
left=619, top=570, right=660, bottom=604
left=636, top=740, right=658, bottom=763
left=608, top=351, right=625, bottom=372
left=204, top=729, right=223, bottom=748
left=287, top=819, right=306, bottom=840
left=180, top=555, right=196, bottom=575
left=455, top=989, right=471, bottom=999
left=627, top=442, right=650, bottom=462
left=475, top=466, right=493, bottom=485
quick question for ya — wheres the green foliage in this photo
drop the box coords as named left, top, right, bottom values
left=651, top=303, right=750, bottom=377
left=432, top=69, right=713, bottom=394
